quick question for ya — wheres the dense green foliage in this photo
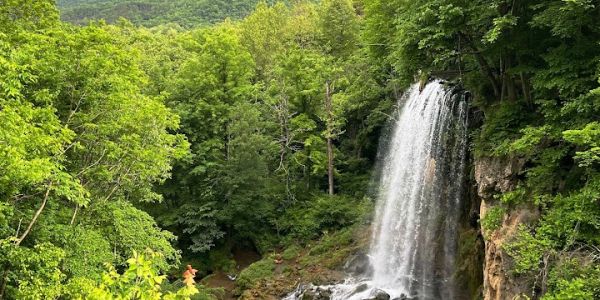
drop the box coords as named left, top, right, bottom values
left=1, top=0, right=598, bottom=298
left=0, top=1, right=189, bottom=298
left=235, top=258, right=275, bottom=291
left=0, top=0, right=378, bottom=298
left=143, top=0, right=379, bottom=262
left=363, top=0, right=600, bottom=298
left=73, top=251, right=203, bottom=299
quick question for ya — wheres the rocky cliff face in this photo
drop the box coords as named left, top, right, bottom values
left=474, top=156, right=538, bottom=300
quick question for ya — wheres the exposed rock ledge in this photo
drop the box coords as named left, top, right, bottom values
left=474, top=156, right=524, bottom=199
left=475, top=156, right=538, bottom=300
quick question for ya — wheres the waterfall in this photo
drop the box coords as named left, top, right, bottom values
left=367, top=80, right=468, bottom=299
left=285, top=80, right=469, bottom=300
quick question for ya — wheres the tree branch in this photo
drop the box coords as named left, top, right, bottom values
left=15, top=182, right=52, bottom=246
left=458, top=32, right=500, bottom=97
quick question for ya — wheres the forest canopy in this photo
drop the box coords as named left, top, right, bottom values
left=0, top=0, right=599, bottom=299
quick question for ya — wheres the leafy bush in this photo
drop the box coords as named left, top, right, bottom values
left=84, top=251, right=200, bottom=300
left=299, top=227, right=357, bottom=269
left=543, top=278, right=594, bottom=300
left=0, top=242, right=66, bottom=299
left=207, top=249, right=236, bottom=273
left=503, top=226, right=550, bottom=274
left=307, top=228, right=354, bottom=256
left=543, top=258, right=600, bottom=300
left=474, top=101, right=535, bottom=157
left=85, top=201, right=181, bottom=271
left=282, top=244, right=302, bottom=260
left=480, top=206, right=505, bottom=238
left=176, top=203, right=224, bottom=253
left=498, top=187, right=528, bottom=205
left=235, top=257, right=275, bottom=291
left=279, top=194, right=370, bottom=243
left=38, top=225, right=113, bottom=281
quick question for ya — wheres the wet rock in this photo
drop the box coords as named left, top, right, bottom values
left=299, top=286, right=332, bottom=300
left=363, top=289, right=390, bottom=300
left=301, top=290, right=317, bottom=300
left=374, top=290, right=391, bottom=300
left=353, top=283, right=369, bottom=294
left=320, top=288, right=332, bottom=299
left=344, top=252, right=373, bottom=276
left=391, top=293, right=412, bottom=300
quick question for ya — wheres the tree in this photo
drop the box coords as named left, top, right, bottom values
left=320, top=0, right=359, bottom=58
left=0, top=1, right=189, bottom=296
left=157, top=23, right=260, bottom=252
left=325, top=81, right=335, bottom=195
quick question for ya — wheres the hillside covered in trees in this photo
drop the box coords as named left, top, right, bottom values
left=1, top=0, right=599, bottom=299
left=57, top=0, right=273, bottom=27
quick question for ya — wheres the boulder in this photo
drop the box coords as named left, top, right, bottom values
left=344, top=253, right=373, bottom=276
left=352, top=283, right=369, bottom=294
left=363, top=289, right=390, bottom=300
left=374, top=290, right=391, bottom=300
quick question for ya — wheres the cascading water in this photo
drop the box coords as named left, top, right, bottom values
left=285, top=80, right=469, bottom=300
left=366, top=80, right=469, bottom=299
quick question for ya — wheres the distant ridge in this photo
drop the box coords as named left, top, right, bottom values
left=56, top=0, right=276, bottom=28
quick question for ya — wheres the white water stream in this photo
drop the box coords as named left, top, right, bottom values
left=286, top=80, right=469, bottom=300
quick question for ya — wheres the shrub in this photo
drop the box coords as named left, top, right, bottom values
left=279, top=194, right=370, bottom=243
left=543, top=278, right=594, bottom=300
left=481, top=206, right=505, bottom=238
left=503, top=226, right=550, bottom=274
left=208, top=249, right=236, bottom=273
left=300, top=227, right=357, bottom=268
left=474, top=101, right=534, bottom=157
left=235, top=258, right=275, bottom=291
left=308, top=228, right=354, bottom=256
left=499, top=187, right=528, bottom=205
left=544, top=259, right=600, bottom=300
left=282, top=244, right=302, bottom=260
left=86, top=251, right=199, bottom=299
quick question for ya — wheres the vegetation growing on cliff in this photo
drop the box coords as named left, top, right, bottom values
left=363, top=0, right=600, bottom=298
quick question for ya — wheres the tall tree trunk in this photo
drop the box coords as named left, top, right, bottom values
left=520, top=72, right=532, bottom=106
left=325, top=81, right=334, bottom=196
left=275, top=92, right=295, bottom=205
left=507, top=76, right=517, bottom=102
left=459, top=32, right=500, bottom=97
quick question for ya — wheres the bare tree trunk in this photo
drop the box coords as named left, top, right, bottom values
left=70, top=204, right=79, bottom=225
left=325, top=82, right=334, bottom=196
left=274, top=92, right=296, bottom=205
left=327, top=137, right=334, bottom=195
left=507, top=76, right=517, bottom=102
